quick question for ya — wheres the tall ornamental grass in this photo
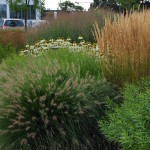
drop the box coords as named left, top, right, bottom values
left=93, top=9, right=150, bottom=86
left=27, top=10, right=114, bottom=44
left=0, top=30, right=26, bottom=51
left=0, top=52, right=120, bottom=149
left=0, top=10, right=114, bottom=49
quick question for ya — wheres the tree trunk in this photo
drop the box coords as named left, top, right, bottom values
left=25, top=0, right=28, bottom=31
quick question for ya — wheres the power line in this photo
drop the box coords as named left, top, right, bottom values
left=75, top=1, right=92, bottom=4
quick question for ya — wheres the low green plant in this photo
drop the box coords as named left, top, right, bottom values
left=0, top=52, right=120, bottom=149
left=99, top=77, right=150, bottom=150
left=0, top=44, right=16, bottom=63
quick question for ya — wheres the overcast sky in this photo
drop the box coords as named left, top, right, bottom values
left=45, top=0, right=93, bottom=10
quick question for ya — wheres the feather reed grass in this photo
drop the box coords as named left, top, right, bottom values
left=0, top=30, right=26, bottom=51
left=93, top=9, right=150, bottom=86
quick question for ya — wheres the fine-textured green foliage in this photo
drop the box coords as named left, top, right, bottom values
left=0, top=44, right=16, bottom=63
left=1, top=49, right=102, bottom=78
left=99, top=77, right=150, bottom=150
left=0, top=51, right=120, bottom=149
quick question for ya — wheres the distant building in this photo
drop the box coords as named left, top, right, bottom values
left=0, top=0, right=41, bottom=20
left=43, top=9, right=77, bottom=19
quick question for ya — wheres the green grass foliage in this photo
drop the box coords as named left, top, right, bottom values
left=0, top=44, right=16, bottom=63
left=0, top=51, right=120, bottom=149
left=99, top=77, right=150, bottom=150
left=1, top=49, right=102, bottom=77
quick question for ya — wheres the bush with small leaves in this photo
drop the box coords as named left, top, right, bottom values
left=0, top=53, right=120, bottom=149
left=99, top=77, right=150, bottom=150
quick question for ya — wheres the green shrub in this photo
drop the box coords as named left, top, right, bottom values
left=0, top=44, right=16, bottom=63
left=99, top=77, right=150, bottom=150
left=0, top=53, right=120, bottom=149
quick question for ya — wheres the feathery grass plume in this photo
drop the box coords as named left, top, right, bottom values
left=0, top=52, right=120, bottom=149
left=93, top=9, right=150, bottom=86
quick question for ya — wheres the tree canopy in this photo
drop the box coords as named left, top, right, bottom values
left=90, top=0, right=150, bottom=11
left=59, top=1, right=84, bottom=11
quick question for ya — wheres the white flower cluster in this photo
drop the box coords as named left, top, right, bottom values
left=20, top=37, right=99, bottom=57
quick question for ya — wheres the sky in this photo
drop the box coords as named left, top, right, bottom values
left=45, top=0, right=93, bottom=11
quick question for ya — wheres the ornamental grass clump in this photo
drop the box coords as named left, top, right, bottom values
left=27, top=9, right=114, bottom=44
left=93, top=9, right=150, bottom=86
left=0, top=30, right=26, bottom=51
left=0, top=54, right=120, bottom=149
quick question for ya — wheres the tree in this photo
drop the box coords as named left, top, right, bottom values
left=90, top=0, right=101, bottom=8
left=90, top=0, right=150, bottom=12
left=59, top=1, right=84, bottom=11
left=90, top=0, right=119, bottom=11
left=117, top=0, right=139, bottom=11
left=6, top=0, right=45, bottom=31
